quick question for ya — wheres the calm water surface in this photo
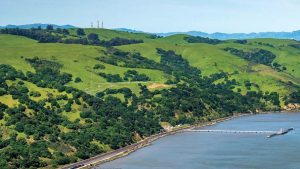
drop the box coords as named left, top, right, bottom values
left=96, top=113, right=300, bottom=169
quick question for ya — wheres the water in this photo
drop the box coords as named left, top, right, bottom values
left=96, top=113, right=300, bottom=169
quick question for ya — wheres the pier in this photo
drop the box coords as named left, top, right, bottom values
left=185, top=129, right=277, bottom=134
left=185, top=128, right=294, bottom=138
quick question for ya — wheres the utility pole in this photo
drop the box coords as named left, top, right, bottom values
left=101, top=21, right=104, bottom=29
left=91, top=22, right=93, bottom=28
left=97, top=20, right=100, bottom=28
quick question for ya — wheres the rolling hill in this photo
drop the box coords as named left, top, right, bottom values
left=0, top=27, right=299, bottom=168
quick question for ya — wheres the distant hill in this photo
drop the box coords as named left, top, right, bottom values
left=114, top=28, right=145, bottom=33
left=0, top=23, right=77, bottom=29
left=157, top=31, right=300, bottom=40
left=115, top=28, right=300, bottom=40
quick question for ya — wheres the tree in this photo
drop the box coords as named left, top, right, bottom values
left=76, top=28, right=85, bottom=36
left=46, top=25, right=54, bottom=30
left=62, top=29, right=69, bottom=35
left=87, top=33, right=99, bottom=41
left=75, top=77, right=82, bottom=83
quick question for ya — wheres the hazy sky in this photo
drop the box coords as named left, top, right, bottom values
left=1, top=0, right=300, bottom=33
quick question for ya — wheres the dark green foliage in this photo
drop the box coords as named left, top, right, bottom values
left=80, top=111, right=92, bottom=118
left=1, top=28, right=143, bottom=47
left=62, top=37, right=89, bottom=45
left=148, top=34, right=162, bottom=39
left=234, top=40, right=247, bottom=44
left=224, top=47, right=276, bottom=66
left=75, top=77, right=82, bottom=83
left=93, top=64, right=106, bottom=69
left=0, top=102, right=8, bottom=119
left=264, top=92, right=280, bottom=106
left=244, top=80, right=252, bottom=90
left=124, top=70, right=151, bottom=81
left=102, top=37, right=143, bottom=46
left=76, top=28, right=85, bottom=36
left=29, top=91, right=41, bottom=97
left=157, top=48, right=201, bottom=81
left=0, top=28, right=61, bottom=43
left=98, top=73, right=123, bottom=82
left=256, top=42, right=274, bottom=47
left=53, top=156, right=71, bottom=165
left=96, top=48, right=161, bottom=70
left=26, top=57, right=72, bottom=87
left=289, top=43, right=300, bottom=49
left=286, top=91, right=300, bottom=104
left=46, top=25, right=54, bottom=30
left=87, top=33, right=100, bottom=41
left=272, top=62, right=287, bottom=71
left=98, top=70, right=150, bottom=82
left=184, top=36, right=223, bottom=44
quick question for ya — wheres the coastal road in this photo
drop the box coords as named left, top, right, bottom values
left=60, top=132, right=169, bottom=169
left=60, top=113, right=246, bottom=169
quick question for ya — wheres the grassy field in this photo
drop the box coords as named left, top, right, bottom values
left=1, top=29, right=300, bottom=97
left=0, top=34, right=168, bottom=94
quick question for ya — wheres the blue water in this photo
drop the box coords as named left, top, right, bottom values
left=96, top=113, right=300, bottom=169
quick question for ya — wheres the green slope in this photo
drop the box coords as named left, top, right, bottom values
left=1, top=31, right=300, bottom=98
left=0, top=34, right=168, bottom=95
left=0, top=28, right=300, bottom=168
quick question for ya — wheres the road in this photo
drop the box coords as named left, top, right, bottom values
left=60, top=113, right=247, bottom=169
left=60, top=131, right=170, bottom=169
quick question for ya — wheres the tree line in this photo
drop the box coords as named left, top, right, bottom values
left=0, top=27, right=144, bottom=47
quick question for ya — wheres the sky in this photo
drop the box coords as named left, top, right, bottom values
left=1, top=0, right=300, bottom=33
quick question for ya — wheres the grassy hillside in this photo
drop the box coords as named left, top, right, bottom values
left=0, top=28, right=299, bottom=168
left=118, top=35, right=300, bottom=98
left=1, top=29, right=300, bottom=98
left=0, top=34, right=168, bottom=95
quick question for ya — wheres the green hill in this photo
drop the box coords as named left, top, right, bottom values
left=0, top=28, right=299, bottom=168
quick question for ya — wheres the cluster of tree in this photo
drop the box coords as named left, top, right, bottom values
left=285, top=91, right=300, bottom=104
left=0, top=28, right=61, bottom=43
left=102, top=37, right=143, bottom=46
left=234, top=40, right=247, bottom=44
left=0, top=63, right=162, bottom=168
left=224, top=47, right=276, bottom=66
left=98, top=70, right=151, bottom=82
left=184, top=36, right=223, bottom=45
left=25, top=57, right=73, bottom=87
left=124, top=70, right=151, bottom=81
left=96, top=48, right=162, bottom=70
left=62, top=34, right=143, bottom=47
left=288, top=43, right=300, bottom=49
left=148, top=34, right=163, bottom=39
left=93, top=64, right=106, bottom=70
left=255, top=42, right=274, bottom=47
left=1, top=27, right=143, bottom=47
left=76, top=28, right=85, bottom=36
left=98, top=72, right=123, bottom=82
left=157, top=48, right=201, bottom=82
left=272, top=62, right=287, bottom=72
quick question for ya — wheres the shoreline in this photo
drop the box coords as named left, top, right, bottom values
left=61, top=113, right=250, bottom=169
left=61, top=110, right=299, bottom=169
